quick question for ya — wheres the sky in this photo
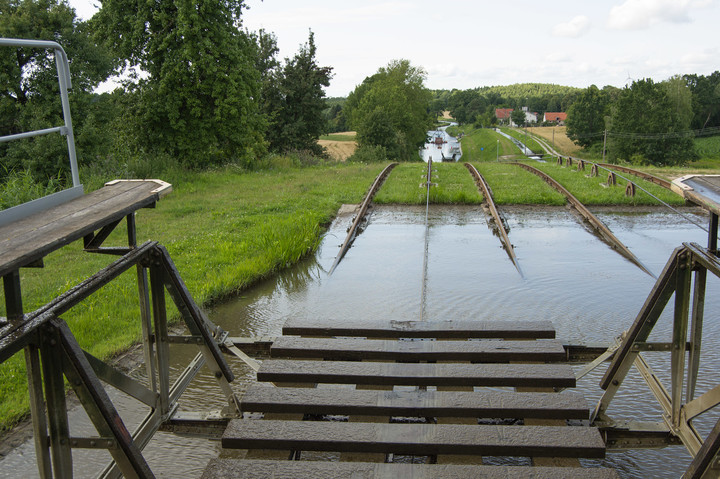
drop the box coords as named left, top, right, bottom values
left=69, top=0, right=720, bottom=97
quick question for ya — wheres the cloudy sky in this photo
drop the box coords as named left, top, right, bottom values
left=70, top=0, right=719, bottom=97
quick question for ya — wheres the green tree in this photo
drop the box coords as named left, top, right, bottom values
left=91, top=0, right=265, bottom=168
left=609, top=78, right=695, bottom=165
left=0, top=0, right=113, bottom=180
left=566, top=85, right=610, bottom=148
left=346, top=59, right=432, bottom=161
left=263, top=31, right=332, bottom=154
left=510, top=108, right=525, bottom=127
left=684, top=71, right=720, bottom=129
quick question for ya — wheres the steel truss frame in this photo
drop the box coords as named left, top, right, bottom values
left=0, top=237, right=239, bottom=478
left=593, top=240, right=720, bottom=478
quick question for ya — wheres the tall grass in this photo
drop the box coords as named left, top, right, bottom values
left=0, top=169, right=64, bottom=209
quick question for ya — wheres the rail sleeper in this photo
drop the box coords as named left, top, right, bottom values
left=269, top=336, right=567, bottom=362
left=201, top=459, right=620, bottom=479
left=257, top=359, right=577, bottom=388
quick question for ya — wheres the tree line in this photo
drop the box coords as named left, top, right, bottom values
left=566, top=74, right=720, bottom=165
left=0, top=0, right=333, bottom=184
left=431, top=84, right=582, bottom=127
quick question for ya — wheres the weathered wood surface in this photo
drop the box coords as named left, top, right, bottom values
left=257, top=359, right=576, bottom=388
left=270, top=336, right=566, bottom=362
left=202, top=459, right=620, bottom=479
left=222, top=420, right=606, bottom=458
left=282, top=319, right=555, bottom=339
left=0, top=180, right=171, bottom=276
left=240, top=384, right=589, bottom=419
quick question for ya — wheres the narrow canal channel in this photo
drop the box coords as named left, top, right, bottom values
left=1, top=205, right=716, bottom=478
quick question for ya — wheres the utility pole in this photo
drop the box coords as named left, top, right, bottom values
left=602, top=129, right=608, bottom=162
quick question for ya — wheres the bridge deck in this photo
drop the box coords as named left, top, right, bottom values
left=0, top=179, right=171, bottom=277
left=204, top=319, right=617, bottom=478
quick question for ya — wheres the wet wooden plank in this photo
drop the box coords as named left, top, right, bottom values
left=257, top=360, right=576, bottom=388
left=202, top=459, right=620, bottom=479
left=270, top=337, right=566, bottom=362
left=283, top=319, right=555, bottom=339
left=221, top=420, right=606, bottom=458
left=241, top=384, right=589, bottom=419
left=0, top=180, right=170, bottom=276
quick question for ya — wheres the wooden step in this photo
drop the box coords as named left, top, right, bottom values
left=221, top=420, right=606, bottom=458
left=241, top=384, right=589, bottom=420
left=270, top=337, right=566, bottom=362
left=202, top=459, right=620, bottom=479
left=282, top=319, right=556, bottom=339
left=257, top=359, right=576, bottom=388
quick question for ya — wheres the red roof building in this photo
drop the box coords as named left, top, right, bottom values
left=543, top=112, right=567, bottom=124
left=495, top=108, right=514, bottom=121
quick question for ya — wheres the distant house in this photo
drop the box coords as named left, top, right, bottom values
left=496, top=107, right=540, bottom=126
left=543, top=112, right=567, bottom=125
left=495, top=108, right=513, bottom=124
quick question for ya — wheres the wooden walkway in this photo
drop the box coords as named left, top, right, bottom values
left=203, top=319, right=617, bottom=478
left=0, top=179, right=171, bottom=277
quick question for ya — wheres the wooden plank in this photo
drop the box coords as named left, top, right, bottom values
left=0, top=181, right=168, bottom=276
left=221, top=420, right=606, bottom=458
left=270, top=337, right=566, bottom=362
left=202, top=459, right=620, bottom=479
left=257, top=360, right=576, bottom=388
left=283, top=319, right=555, bottom=339
left=240, top=384, right=589, bottom=420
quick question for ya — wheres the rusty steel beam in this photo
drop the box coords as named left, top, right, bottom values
left=328, top=162, right=397, bottom=275
left=465, top=163, right=523, bottom=277
left=513, top=162, right=655, bottom=278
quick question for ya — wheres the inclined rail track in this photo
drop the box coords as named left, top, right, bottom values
left=513, top=162, right=656, bottom=278
left=328, top=162, right=397, bottom=275
left=465, top=163, right=523, bottom=277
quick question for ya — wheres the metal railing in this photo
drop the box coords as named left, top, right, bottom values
left=593, top=242, right=720, bottom=478
left=0, top=38, right=82, bottom=226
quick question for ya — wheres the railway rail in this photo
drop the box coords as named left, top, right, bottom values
left=465, top=162, right=523, bottom=277
left=513, top=161, right=656, bottom=277
left=328, top=162, right=397, bottom=275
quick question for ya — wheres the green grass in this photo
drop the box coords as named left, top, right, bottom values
left=0, top=162, right=381, bottom=430
left=500, top=128, right=546, bottom=156
left=523, top=160, right=685, bottom=205
left=373, top=163, right=481, bottom=205
left=472, top=162, right=565, bottom=205
left=447, top=125, right=520, bottom=161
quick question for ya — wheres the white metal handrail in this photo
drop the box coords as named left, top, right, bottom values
left=0, top=38, right=83, bottom=226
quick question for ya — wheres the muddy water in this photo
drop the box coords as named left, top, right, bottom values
left=2, top=205, right=717, bottom=478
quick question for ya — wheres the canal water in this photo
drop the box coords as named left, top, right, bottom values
left=2, top=205, right=717, bottom=478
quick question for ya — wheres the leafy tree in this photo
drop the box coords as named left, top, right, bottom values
left=608, top=78, right=695, bottom=165
left=684, top=71, right=720, bottom=129
left=263, top=31, right=332, bottom=154
left=345, top=59, right=432, bottom=161
left=510, top=108, right=526, bottom=127
left=91, top=0, right=265, bottom=168
left=0, top=0, right=113, bottom=180
left=566, top=85, right=610, bottom=148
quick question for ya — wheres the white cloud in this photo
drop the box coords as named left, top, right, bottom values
left=607, top=0, right=708, bottom=30
left=552, top=15, right=590, bottom=37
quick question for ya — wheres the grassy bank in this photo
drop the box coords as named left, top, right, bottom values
left=0, top=162, right=381, bottom=430
left=374, top=163, right=482, bottom=205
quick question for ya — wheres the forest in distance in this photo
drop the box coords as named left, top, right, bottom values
left=2, top=0, right=720, bottom=205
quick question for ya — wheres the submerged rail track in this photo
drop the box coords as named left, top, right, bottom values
left=328, top=162, right=397, bottom=275
left=513, top=162, right=656, bottom=277
left=465, top=163, right=523, bottom=277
